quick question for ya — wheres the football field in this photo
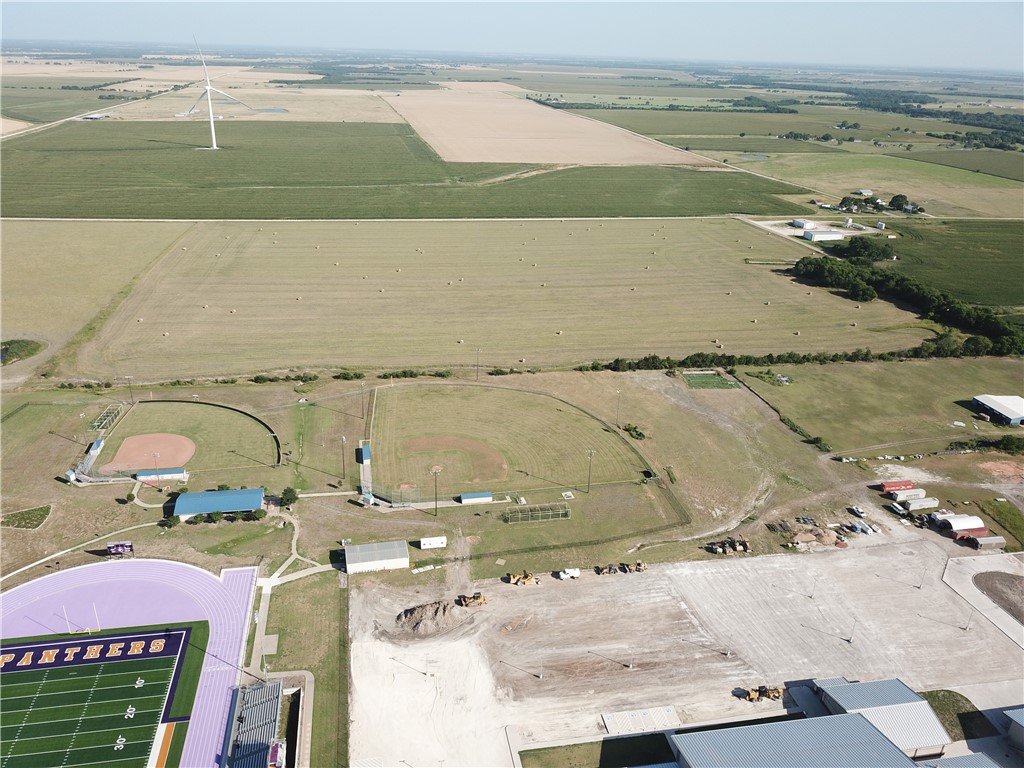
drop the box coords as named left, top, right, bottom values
left=0, top=628, right=194, bottom=768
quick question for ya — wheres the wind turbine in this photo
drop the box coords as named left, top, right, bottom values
left=188, top=38, right=246, bottom=149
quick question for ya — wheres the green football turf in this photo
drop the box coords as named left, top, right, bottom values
left=0, top=655, right=176, bottom=767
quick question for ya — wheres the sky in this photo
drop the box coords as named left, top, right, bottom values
left=3, top=2, right=1023, bottom=72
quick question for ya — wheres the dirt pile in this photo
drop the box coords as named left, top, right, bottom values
left=395, top=600, right=459, bottom=637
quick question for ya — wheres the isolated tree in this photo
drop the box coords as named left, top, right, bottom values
left=280, top=487, right=299, bottom=506
left=888, top=194, right=909, bottom=210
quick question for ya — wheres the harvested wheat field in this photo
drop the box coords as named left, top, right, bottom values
left=383, top=84, right=712, bottom=165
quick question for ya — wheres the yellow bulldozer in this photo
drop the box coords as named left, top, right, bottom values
left=457, top=592, right=487, bottom=607
left=508, top=570, right=540, bottom=585
left=745, top=685, right=784, bottom=702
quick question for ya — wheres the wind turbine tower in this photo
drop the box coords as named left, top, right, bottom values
left=189, top=39, right=247, bottom=149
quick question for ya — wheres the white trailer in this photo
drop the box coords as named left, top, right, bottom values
left=905, top=497, right=940, bottom=512
left=891, top=488, right=928, bottom=502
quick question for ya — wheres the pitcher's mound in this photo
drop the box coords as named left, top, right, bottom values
left=99, top=433, right=196, bottom=474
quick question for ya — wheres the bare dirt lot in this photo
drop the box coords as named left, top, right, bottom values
left=382, top=84, right=712, bottom=165
left=974, top=571, right=1024, bottom=624
left=348, top=539, right=1022, bottom=767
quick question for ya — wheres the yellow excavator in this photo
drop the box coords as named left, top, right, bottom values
left=457, top=592, right=487, bottom=607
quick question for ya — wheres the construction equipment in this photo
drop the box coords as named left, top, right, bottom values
left=635, top=560, right=648, bottom=572
left=508, top=570, right=539, bottom=585
left=595, top=564, right=616, bottom=575
left=557, top=568, right=581, bottom=580
left=456, top=592, right=487, bottom=607
left=620, top=562, right=636, bottom=573
left=745, top=685, right=783, bottom=702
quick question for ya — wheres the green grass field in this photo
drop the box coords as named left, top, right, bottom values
left=0, top=82, right=134, bottom=123
left=0, top=506, right=51, bottom=529
left=0, top=622, right=206, bottom=768
left=683, top=373, right=739, bottom=389
left=882, top=219, right=1024, bottom=306
left=0, top=121, right=810, bottom=219
left=64, top=217, right=928, bottom=380
left=96, top=400, right=278, bottom=474
left=739, top=358, right=1022, bottom=453
left=661, top=136, right=843, bottom=154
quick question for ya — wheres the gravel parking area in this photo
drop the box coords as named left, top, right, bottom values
left=349, top=540, right=1022, bottom=767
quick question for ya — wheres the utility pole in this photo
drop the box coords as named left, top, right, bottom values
left=476, top=348, right=480, bottom=382
left=585, top=449, right=596, bottom=493
left=360, top=382, right=367, bottom=419
left=615, top=389, right=621, bottom=428
left=431, top=466, right=442, bottom=517
left=341, top=436, right=347, bottom=485
left=126, top=376, right=135, bottom=405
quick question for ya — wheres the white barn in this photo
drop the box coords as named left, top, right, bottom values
left=803, top=230, right=845, bottom=242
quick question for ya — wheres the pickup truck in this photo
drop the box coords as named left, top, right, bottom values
left=557, top=568, right=581, bottom=580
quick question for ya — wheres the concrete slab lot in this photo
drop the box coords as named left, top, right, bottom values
left=349, top=540, right=1023, bottom=767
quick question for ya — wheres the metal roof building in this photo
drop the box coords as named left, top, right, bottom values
left=1005, top=706, right=1024, bottom=751
left=973, top=395, right=1024, bottom=426
left=344, top=540, right=410, bottom=574
left=173, top=488, right=265, bottom=519
left=817, top=678, right=951, bottom=758
left=668, top=713, right=917, bottom=768
left=918, top=755, right=1000, bottom=768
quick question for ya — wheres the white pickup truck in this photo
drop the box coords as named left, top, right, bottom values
left=557, top=568, right=581, bottom=580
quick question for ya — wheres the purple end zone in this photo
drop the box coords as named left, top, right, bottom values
left=0, top=559, right=256, bottom=768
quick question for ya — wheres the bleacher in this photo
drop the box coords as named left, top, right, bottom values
left=224, top=679, right=284, bottom=768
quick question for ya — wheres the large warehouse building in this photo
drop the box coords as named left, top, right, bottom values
left=972, top=394, right=1024, bottom=426
left=344, top=540, right=410, bottom=574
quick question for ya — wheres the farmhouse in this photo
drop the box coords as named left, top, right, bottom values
left=173, top=488, right=265, bottom=520
left=803, top=229, right=844, bottom=242
left=972, top=394, right=1024, bottom=426
left=344, top=540, right=410, bottom=574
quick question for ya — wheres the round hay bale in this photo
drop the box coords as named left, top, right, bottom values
left=457, top=339, right=464, bottom=344
left=315, top=245, right=320, bottom=249
left=230, top=309, right=236, bottom=313
left=396, top=268, right=401, bottom=272
left=137, top=318, right=143, bottom=323
left=795, top=331, right=801, bottom=335
left=162, top=332, right=169, bottom=337
left=181, top=247, right=187, bottom=251
left=379, top=289, right=385, bottom=293
left=335, top=262, right=339, bottom=266
left=362, top=275, right=368, bottom=279
left=631, top=287, right=636, bottom=291
left=202, top=305, right=208, bottom=309
left=519, top=358, right=526, bottom=363
left=765, top=301, right=771, bottom=305
left=458, top=277, right=464, bottom=282
left=752, top=319, right=758, bottom=323
left=850, top=322, right=857, bottom=327
left=644, top=266, right=650, bottom=270
left=727, top=291, right=732, bottom=295
left=556, top=330, right=562, bottom=335
left=258, top=227, right=263, bottom=231
left=447, top=281, right=453, bottom=286
left=296, top=296, right=302, bottom=301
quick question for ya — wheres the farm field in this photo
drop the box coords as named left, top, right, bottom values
left=0, top=120, right=809, bottom=219
left=661, top=136, right=843, bottom=154
left=381, top=86, right=708, bottom=164
left=571, top=104, right=981, bottom=145
left=901, top=149, right=1024, bottom=182
left=881, top=219, right=1024, bottom=306
left=0, top=220, right=192, bottom=376
left=68, top=217, right=931, bottom=379
left=726, top=152, right=1024, bottom=218
left=738, top=357, right=1023, bottom=453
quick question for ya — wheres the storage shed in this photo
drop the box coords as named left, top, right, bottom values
left=668, top=712, right=918, bottom=768
left=803, top=230, right=845, bottom=242
left=136, top=467, right=189, bottom=483
left=344, top=540, right=409, bottom=574
left=173, top=488, right=265, bottom=520
left=460, top=491, right=493, bottom=505
left=941, top=515, right=985, bottom=532
left=890, top=488, right=927, bottom=502
left=419, top=536, right=447, bottom=550
left=971, top=535, right=1006, bottom=550
left=972, top=395, right=1024, bottom=426
left=816, top=678, right=951, bottom=758
left=881, top=481, right=915, bottom=493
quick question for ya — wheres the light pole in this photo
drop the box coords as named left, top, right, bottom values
left=430, top=466, right=442, bottom=517
left=126, top=376, right=135, bottom=405
left=360, top=382, right=366, bottom=419
left=615, top=389, right=621, bottom=428
left=585, top=449, right=596, bottom=493
left=476, top=347, right=480, bottom=382
left=341, top=436, right=347, bottom=485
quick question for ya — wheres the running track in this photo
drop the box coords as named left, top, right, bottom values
left=0, top=559, right=257, bottom=768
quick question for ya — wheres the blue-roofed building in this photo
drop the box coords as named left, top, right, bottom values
left=174, top=488, right=265, bottom=520
left=668, top=713, right=917, bottom=768
left=816, top=678, right=951, bottom=758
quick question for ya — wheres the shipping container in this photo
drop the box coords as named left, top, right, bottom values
left=880, top=480, right=915, bottom=493
left=905, top=497, right=940, bottom=512
left=890, top=488, right=927, bottom=502
left=972, top=535, right=1007, bottom=549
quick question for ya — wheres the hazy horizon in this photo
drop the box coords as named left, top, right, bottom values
left=3, top=2, right=1023, bottom=73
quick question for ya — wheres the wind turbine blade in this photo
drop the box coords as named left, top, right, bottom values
left=194, top=36, right=212, bottom=87
left=209, top=88, right=252, bottom=109
left=186, top=90, right=207, bottom=114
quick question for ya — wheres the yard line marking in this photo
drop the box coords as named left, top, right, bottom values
left=58, top=663, right=104, bottom=768
left=0, top=668, right=49, bottom=767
